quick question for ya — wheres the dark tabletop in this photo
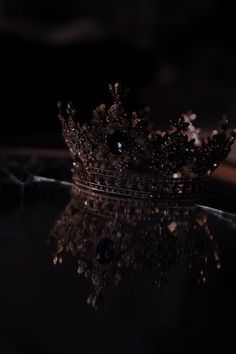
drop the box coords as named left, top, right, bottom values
left=0, top=153, right=236, bottom=354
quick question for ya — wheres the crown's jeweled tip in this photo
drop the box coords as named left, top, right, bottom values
left=109, top=82, right=129, bottom=103
left=170, top=116, right=190, bottom=131
left=220, top=117, right=230, bottom=131
left=87, top=291, right=105, bottom=309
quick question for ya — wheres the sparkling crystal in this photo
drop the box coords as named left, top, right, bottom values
left=107, top=130, right=126, bottom=155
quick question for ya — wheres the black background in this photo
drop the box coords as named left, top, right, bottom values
left=0, top=0, right=236, bottom=147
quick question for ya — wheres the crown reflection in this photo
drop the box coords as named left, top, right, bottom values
left=50, top=189, right=220, bottom=309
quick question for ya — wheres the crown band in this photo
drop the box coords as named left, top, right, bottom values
left=73, top=164, right=210, bottom=200
left=71, top=185, right=194, bottom=220
left=71, top=178, right=209, bottom=220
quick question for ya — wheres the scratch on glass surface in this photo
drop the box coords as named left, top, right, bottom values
left=0, top=166, right=33, bottom=209
left=33, top=175, right=72, bottom=187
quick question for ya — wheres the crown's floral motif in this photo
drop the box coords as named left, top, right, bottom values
left=58, top=83, right=236, bottom=199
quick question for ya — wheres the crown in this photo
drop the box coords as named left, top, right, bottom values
left=58, top=83, right=236, bottom=200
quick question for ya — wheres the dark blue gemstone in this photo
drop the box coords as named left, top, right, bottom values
left=107, top=130, right=126, bottom=155
left=96, top=238, right=116, bottom=264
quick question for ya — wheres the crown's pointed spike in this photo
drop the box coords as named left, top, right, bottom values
left=108, top=83, right=113, bottom=93
left=57, top=101, right=66, bottom=125
left=109, top=82, right=120, bottom=102
left=220, top=115, right=230, bottom=132
left=114, top=82, right=121, bottom=95
left=109, top=82, right=129, bottom=103
left=66, top=101, right=75, bottom=116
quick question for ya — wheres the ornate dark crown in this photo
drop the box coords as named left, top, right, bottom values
left=58, top=83, right=235, bottom=200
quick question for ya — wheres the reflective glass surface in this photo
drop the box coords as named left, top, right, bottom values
left=0, top=153, right=236, bottom=354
